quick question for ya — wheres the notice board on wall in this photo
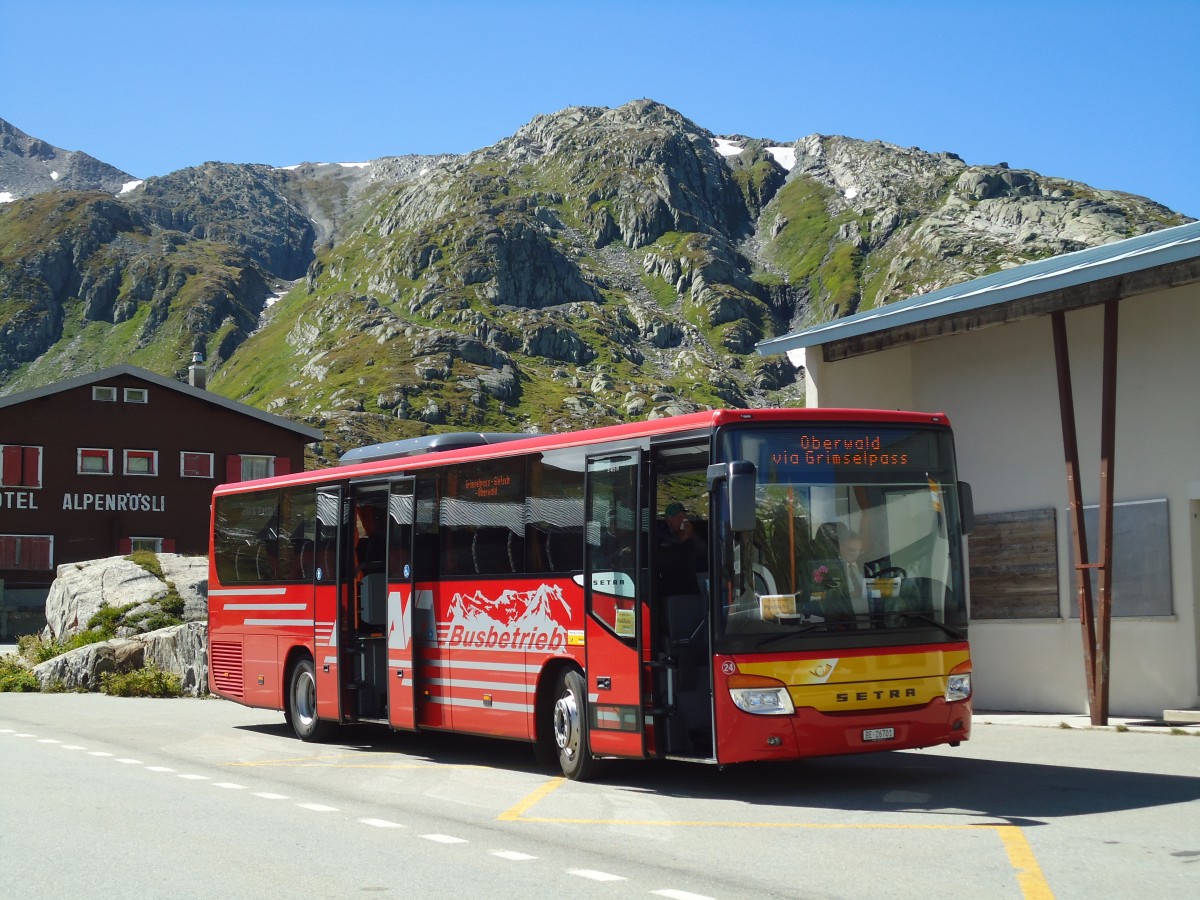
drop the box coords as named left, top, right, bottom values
left=1069, top=498, right=1172, bottom=618
left=968, top=508, right=1060, bottom=619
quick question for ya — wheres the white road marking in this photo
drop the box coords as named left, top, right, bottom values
left=89, top=751, right=114, bottom=757
left=253, top=792, right=289, bottom=800
left=146, top=766, right=176, bottom=773
left=420, top=834, right=468, bottom=844
left=568, top=869, right=626, bottom=882
left=297, top=803, right=338, bottom=812
left=653, top=891, right=718, bottom=900
left=490, top=850, right=537, bottom=861
left=213, top=782, right=246, bottom=789
left=38, top=738, right=61, bottom=744
left=61, top=744, right=87, bottom=750
left=178, top=774, right=209, bottom=780
left=116, top=758, right=143, bottom=765
left=359, top=818, right=405, bottom=829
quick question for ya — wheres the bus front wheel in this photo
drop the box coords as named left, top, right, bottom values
left=552, top=668, right=597, bottom=781
left=286, top=657, right=332, bottom=742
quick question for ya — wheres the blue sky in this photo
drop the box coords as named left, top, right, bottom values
left=3, top=0, right=1197, bottom=216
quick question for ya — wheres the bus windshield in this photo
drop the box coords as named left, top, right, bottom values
left=715, top=424, right=967, bottom=648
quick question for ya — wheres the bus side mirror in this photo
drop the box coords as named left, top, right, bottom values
left=958, top=481, right=974, bottom=535
left=710, top=461, right=757, bottom=533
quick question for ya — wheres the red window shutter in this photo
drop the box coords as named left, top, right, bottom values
left=226, top=455, right=241, bottom=483
left=30, top=537, right=52, bottom=570
left=1, top=445, right=19, bottom=486
left=162, top=539, right=177, bottom=553
left=22, top=447, right=40, bottom=486
left=0, top=535, right=16, bottom=568
left=118, top=538, right=132, bottom=555
left=274, top=457, right=291, bottom=476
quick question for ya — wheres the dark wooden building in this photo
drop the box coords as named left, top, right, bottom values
left=0, top=361, right=323, bottom=638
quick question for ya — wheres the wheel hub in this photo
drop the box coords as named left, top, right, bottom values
left=553, top=691, right=579, bottom=757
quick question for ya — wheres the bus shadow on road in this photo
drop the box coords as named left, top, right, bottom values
left=233, top=720, right=548, bottom=774
left=233, top=717, right=1200, bottom=824
left=595, top=750, right=1200, bottom=825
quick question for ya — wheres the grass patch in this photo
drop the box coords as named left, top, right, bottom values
left=100, top=665, right=183, bottom=698
left=0, top=656, right=40, bottom=692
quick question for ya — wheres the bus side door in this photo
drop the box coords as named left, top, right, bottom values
left=314, top=485, right=345, bottom=722
left=584, top=451, right=646, bottom=759
left=387, top=478, right=417, bottom=731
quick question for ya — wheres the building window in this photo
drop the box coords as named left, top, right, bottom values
left=0, top=534, right=53, bottom=570
left=0, top=445, right=42, bottom=488
left=93, top=386, right=117, bottom=402
left=124, top=387, right=149, bottom=404
left=241, top=455, right=274, bottom=481
left=78, top=448, right=113, bottom=475
left=124, top=449, right=158, bottom=476
left=129, top=537, right=163, bottom=553
left=181, top=451, right=214, bottom=479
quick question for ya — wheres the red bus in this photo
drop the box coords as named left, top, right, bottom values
left=207, top=408, right=973, bottom=779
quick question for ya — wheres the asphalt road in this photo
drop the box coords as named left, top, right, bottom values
left=2, top=693, right=1198, bottom=899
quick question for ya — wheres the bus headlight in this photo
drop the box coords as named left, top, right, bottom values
left=728, top=674, right=795, bottom=715
left=946, top=662, right=972, bottom=702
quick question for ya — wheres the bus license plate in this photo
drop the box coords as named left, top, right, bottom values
left=863, top=727, right=895, bottom=742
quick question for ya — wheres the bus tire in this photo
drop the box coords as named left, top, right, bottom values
left=286, top=657, right=332, bottom=742
left=552, top=668, right=597, bottom=781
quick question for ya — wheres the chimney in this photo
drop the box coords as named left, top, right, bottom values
left=188, top=351, right=207, bottom=390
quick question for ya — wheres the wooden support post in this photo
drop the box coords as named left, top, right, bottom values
left=1052, top=311, right=1099, bottom=718
left=1052, top=304, right=1119, bottom=726
left=1094, top=300, right=1119, bottom=724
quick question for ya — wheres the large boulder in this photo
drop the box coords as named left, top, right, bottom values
left=43, top=554, right=208, bottom=640
left=34, top=554, right=210, bottom=696
left=31, top=622, right=208, bottom=696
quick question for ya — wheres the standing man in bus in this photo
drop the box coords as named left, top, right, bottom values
left=657, top=502, right=706, bottom=596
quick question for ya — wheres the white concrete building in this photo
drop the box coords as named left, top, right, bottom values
left=758, top=221, right=1200, bottom=718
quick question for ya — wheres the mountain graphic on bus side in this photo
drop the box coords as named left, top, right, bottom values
left=447, top=582, right=571, bottom=627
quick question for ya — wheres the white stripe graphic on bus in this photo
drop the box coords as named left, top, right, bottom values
left=223, top=603, right=308, bottom=611
left=209, top=587, right=288, bottom=596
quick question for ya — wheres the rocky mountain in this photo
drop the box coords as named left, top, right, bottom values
left=0, top=117, right=135, bottom=200
left=0, top=102, right=1189, bottom=462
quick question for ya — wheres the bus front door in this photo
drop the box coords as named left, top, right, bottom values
left=584, top=451, right=646, bottom=759
left=313, top=486, right=344, bottom=723
left=386, top=478, right=417, bottom=731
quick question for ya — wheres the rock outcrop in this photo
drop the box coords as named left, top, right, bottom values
left=31, top=622, right=208, bottom=696
left=0, top=116, right=134, bottom=199
left=34, top=554, right=209, bottom=695
left=43, top=554, right=207, bottom=640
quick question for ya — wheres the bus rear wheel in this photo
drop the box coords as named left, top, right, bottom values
left=552, top=668, right=597, bottom=781
left=286, top=657, right=332, bottom=742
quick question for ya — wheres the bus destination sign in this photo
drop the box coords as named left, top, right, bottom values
left=753, top=428, right=938, bottom=476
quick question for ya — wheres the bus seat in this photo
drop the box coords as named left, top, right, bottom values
left=472, top=528, right=512, bottom=574
left=546, top=529, right=583, bottom=572
left=507, top=530, right=525, bottom=573
left=360, top=573, right=387, bottom=628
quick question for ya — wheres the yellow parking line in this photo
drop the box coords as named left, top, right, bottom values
left=498, top=777, right=565, bottom=820
left=996, top=825, right=1055, bottom=899
left=499, top=782, right=1054, bottom=898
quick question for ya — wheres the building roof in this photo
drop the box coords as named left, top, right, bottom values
left=756, top=219, right=1200, bottom=360
left=0, top=364, right=324, bottom=442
